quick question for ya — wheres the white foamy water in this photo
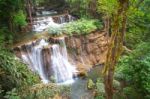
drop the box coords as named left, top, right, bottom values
left=21, top=40, right=49, bottom=84
left=32, top=17, right=61, bottom=32
left=32, top=11, right=75, bottom=32
left=51, top=38, right=77, bottom=83
left=20, top=38, right=77, bottom=84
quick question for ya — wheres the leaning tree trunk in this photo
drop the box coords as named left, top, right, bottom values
left=103, top=0, right=129, bottom=99
left=104, top=16, right=110, bottom=40
left=103, top=14, right=120, bottom=99
left=26, top=0, right=33, bottom=25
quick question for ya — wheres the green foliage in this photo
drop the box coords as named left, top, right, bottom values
left=115, top=43, right=150, bottom=98
left=94, top=95, right=104, bottom=99
left=0, top=0, right=25, bottom=27
left=65, top=0, right=91, bottom=17
left=114, top=1, right=150, bottom=98
left=0, top=0, right=24, bottom=17
left=122, top=87, right=140, bottom=99
left=47, top=19, right=102, bottom=36
left=13, top=10, right=27, bottom=26
left=0, top=48, right=39, bottom=89
left=0, top=30, right=39, bottom=98
left=20, top=83, right=71, bottom=99
left=113, top=80, right=120, bottom=90
left=97, top=0, right=118, bottom=17
left=0, top=27, right=13, bottom=45
left=4, top=88, right=20, bottom=99
left=95, top=78, right=105, bottom=95
left=0, top=30, right=39, bottom=97
left=47, top=26, right=63, bottom=36
left=87, top=79, right=95, bottom=89
left=125, top=0, right=150, bottom=49
left=63, top=19, right=102, bottom=35
left=0, top=30, right=5, bottom=46
left=0, top=85, right=4, bottom=98
left=33, top=0, right=45, bottom=6
left=125, top=7, right=145, bottom=48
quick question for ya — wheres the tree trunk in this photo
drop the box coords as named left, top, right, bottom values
left=104, top=17, right=110, bottom=38
left=104, top=70, right=114, bottom=99
left=103, top=0, right=129, bottom=99
left=27, top=0, right=33, bottom=25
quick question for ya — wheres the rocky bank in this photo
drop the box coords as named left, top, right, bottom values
left=13, top=30, right=108, bottom=76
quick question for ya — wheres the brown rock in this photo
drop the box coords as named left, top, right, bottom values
left=86, top=43, right=94, bottom=53
left=75, top=38, right=81, bottom=48
left=42, top=47, right=52, bottom=78
left=13, top=30, right=108, bottom=76
left=89, top=54, right=97, bottom=65
left=95, top=55, right=101, bottom=63
left=13, top=47, right=22, bottom=58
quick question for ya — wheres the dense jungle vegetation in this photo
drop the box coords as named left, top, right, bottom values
left=0, top=0, right=150, bottom=99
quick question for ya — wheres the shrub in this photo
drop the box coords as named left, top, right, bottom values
left=87, top=79, right=95, bottom=89
left=4, top=88, right=20, bottom=99
left=0, top=85, right=3, bottom=98
left=0, top=28, right=13, bottom=45
left=95, top=95, right=105, bottom=99
left=19, top=83, right=71, bottom=99
left=95, top=78, right=105, bottom=98
left=122, top=87, right=139, bottom=99
left=63, top=19, right=103, bottom=35
left=0, top=49, right=39, bottom=89
left=0, top=28, right=40, bottom=98
left=47, top=26, right=63, bottom=36
left=47, top=18, right=103, bottom=36
left=113, top=80, right=120, bottom=90
left=115, top=43, right=150, bottom=98
left=13, top=10, right=27, bottom=26
left=65, top=0, right=91, bottom=17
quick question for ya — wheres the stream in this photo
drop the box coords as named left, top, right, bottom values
left=70, top=66, right=102, bottom=99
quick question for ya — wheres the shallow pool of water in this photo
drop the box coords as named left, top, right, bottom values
left=70, top=78, right=94, bottom=99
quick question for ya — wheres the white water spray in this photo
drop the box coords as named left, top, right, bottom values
left=51, top=38, right=77, bottom=83
left=20, top=38, right=77, bottom=84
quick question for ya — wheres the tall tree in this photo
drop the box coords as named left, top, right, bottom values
left=98, top=0, right=129, bottom=99
left=0, top=0, right=26, bottom=33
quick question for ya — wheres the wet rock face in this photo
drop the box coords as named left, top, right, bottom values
left=65, top=31, right=108, bottom=73
left=42, top=47, right=53, bottom=77
left=52, top=14, right=71, bottom=24
left=13, top=31, right=108, bottom=77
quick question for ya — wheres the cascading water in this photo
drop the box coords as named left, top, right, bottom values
left=51, top=38, right=77, bottom=84
left=14, top=10, right=77, bottom=84
left=32, top=17, right=60, bottom=32
left=21, top=40, right=49, bottom=83
left=32, top=10, right=75, bottom=32
left=19, top=37, right=77, bottom=84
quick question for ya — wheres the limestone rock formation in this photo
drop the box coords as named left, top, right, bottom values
left=65, top=31, right=108, bottom=74
left=13, top=31, right=108, bottom=78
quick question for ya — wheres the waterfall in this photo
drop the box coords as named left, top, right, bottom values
left=51, top=38, right=77, bottom=83
left=32, top=17, right=60, bottom=32
left=15, top=10, right=77, bottom=84
left=59, top=14, right=74, bottom=23
left=21, top=40, right=49, bottom=83
left=18, top=37, right=77, bottom=84
left=32, top=11, right=75, bottom=32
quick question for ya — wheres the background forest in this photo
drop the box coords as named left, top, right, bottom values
left=0, top=0, right=150, bottom=99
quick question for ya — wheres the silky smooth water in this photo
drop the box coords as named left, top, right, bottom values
left=20, top=37, right=77, bottom=84
left=51, top=38, right=77, bottom=83
left=32, top=11, right=74, bottom=32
